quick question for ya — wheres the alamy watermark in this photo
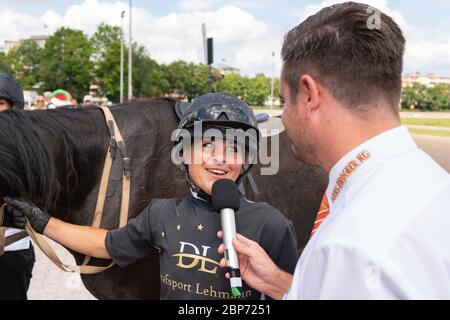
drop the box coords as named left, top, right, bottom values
left=170, top=122, right=281, bottom=175
left=367, top=6, right=381, bottom=30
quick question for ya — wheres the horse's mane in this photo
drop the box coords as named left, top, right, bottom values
left=0, top=109, right=78, bottom=209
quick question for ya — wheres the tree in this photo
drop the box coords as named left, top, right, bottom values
left=0, top=52, right=12, bottom=73
left=401, top=83, right=427, bottom=110
left=91, top=23, right=122, bottom=101
left=164, top=61, right=192, bottom=98
left=185, top=63, right=209, bottom=99
left=247, top=74, right=270, bottom=106
left=132, top=45, right=168, bottom=98
left=427, top=84, right=450, bottom=111
left=216, top=73, right=250, bottom=99
left=40, top=27, right=94, bottom=100
left=217, top=73, right=273, bottom=106
left=5, top=40, right=43, bottom=90
left=401, top=83, right=450, bottom=111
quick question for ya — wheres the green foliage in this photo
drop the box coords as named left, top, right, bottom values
left=401, top=83, right=450, bottom=111
left=216, top=73, right=250, bottom=98
left=246, top=74, right=270, bottom=106
left=132, top=45, right=168, bottom=98
left=91, top=24, right=122, bottom=101
left=0, top=52, right=12, bottom=73
left=164, top=61, right=210, bottom=100
left=2, top=25, right=276, bottom=103
left=40, top=27, right=94, bottom=100
left=4, top=40, right=42, bottom=90
left=164, top=61, right=191, bottom=98
left=217, top=73, right=275, bottom=106
left=185, top=63, right=209, bottom=99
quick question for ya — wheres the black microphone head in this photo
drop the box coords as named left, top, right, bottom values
left=212, top=179, right=241, bottom=211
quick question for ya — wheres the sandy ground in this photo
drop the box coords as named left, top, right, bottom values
left=28, top=238, right=96, bottom=300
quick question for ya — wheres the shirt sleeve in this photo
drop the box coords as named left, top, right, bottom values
left=105, top=202, right=158, bottom=268
left=296, top=243, right=407, bottom=299
left=260, top=213, right=299, bottom=275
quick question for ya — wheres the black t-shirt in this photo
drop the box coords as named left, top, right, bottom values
left=105, top=193, right=299, bottom=300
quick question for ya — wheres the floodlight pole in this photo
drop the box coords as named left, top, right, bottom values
left=128, top=0, right=133, bottom=100
left=120, top=10, right=125, bottom=103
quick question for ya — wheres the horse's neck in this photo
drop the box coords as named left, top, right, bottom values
left=33, top=110, right=109, bottom=220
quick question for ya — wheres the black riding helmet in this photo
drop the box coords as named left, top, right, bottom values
left=0, top=73, right=24, bottom=109
left=174, top=92, right=260, bottom=193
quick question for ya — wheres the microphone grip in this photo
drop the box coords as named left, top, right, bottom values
left=220, top=208, right=242, bottom=293
left=220, top=208, right=240, bottom=269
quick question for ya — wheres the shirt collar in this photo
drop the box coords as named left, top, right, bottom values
left=189, top=191, right=214, bottom=211
left=326, top=126, right=417, bottom=208
left=189, top=190, right=248, bottom=212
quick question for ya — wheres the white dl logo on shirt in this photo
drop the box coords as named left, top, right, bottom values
left=173, top=241, right=220, bottom=274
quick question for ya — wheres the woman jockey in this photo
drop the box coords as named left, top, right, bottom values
left=4, top=92, right=298, bottom=300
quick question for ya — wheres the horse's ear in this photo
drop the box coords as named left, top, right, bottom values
left=174, top=101, right=191, bottom=120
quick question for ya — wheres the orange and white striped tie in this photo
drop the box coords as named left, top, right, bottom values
left=311, top=194, right=330, bottom=237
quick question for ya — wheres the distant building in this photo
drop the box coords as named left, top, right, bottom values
left=215, top=63, right=241, bottom=76
left=29, top=35, right=48, bottom=49
left=3, top=40, right=20, bottom=54
left=3, top=35, right=49, bottom=54
left=402, top=72, right=450, bottom=87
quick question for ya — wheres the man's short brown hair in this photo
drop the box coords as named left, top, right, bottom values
left=281, top=2, right=405, bottom=114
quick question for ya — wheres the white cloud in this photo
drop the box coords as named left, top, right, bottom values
left=292, top=0, right=450, bottom=75
left=0, top=9, right=47, bottom=42
left=227, top=0, right=270, bottom=10
left=295, top=0, right=409, bottom=32
left=0, top=0, right=281, bottom=76
left=403, top=28, right=450, bottom=75
left=179, top=0, right=214, bottom=11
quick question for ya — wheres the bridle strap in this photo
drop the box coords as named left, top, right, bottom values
left=81, top=106, right=131, bottom=266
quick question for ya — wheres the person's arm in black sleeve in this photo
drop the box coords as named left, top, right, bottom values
left=105, top=201, right=158, bottom=268
left=259, top=212, right=299, bottom=275
left=3, top=197, right=159, bottom=267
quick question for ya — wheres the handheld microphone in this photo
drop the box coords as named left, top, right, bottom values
left=212, top=179, right=242, bottom=298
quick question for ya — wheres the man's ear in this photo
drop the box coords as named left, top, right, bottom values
left=299, top=75, right=320, bottom=117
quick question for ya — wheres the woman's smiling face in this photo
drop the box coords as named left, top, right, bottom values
left=187, top=138, right=244, bottom=195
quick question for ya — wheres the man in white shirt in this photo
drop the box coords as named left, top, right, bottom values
left=0, top=72, right=36, bottom=300
left=218, top=2, right=450, bottom=299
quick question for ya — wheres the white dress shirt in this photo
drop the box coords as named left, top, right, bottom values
left=285, top=126, right=450, bottom=299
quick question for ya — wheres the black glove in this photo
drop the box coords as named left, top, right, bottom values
left=3, top=197, right=50, bottom=234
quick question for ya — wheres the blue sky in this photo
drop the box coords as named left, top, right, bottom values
left=0, top=0, right=449, bottom=76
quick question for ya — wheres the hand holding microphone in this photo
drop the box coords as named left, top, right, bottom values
left=212, top=179, right=242, bottom=298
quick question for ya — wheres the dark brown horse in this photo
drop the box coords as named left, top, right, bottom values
left=0, top=99, right=327, bottom=299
